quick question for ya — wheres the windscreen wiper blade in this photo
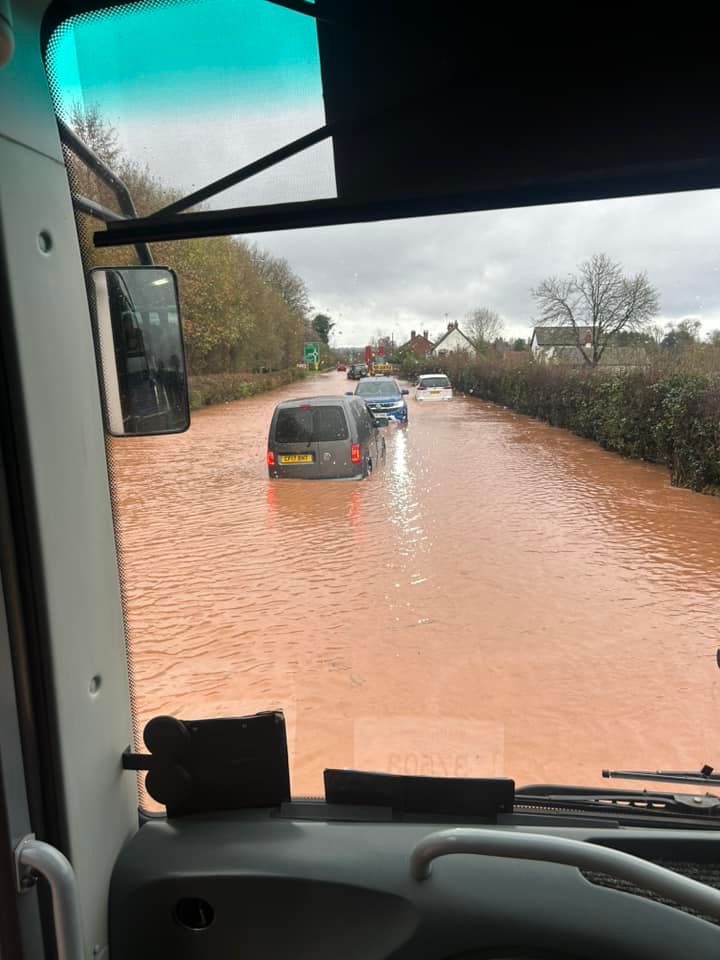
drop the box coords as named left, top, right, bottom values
left=516, top=783, right=720, bottom=817
left=603, top=764, right=720, bottom=787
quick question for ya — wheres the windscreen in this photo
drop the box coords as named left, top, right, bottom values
left=356, top=380, right=400, bottom=397
left=45, top=0, right=720, bottom=808
left=420, top=377, right=450, bottom=388
left=275, top=406, right=348, bottom=443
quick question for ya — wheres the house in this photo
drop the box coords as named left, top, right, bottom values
left=431, top=321, right=476, bottom=357
left=530, top=326, right=593, bottom=360
left=402, top=329, right=434, bottom=357
left=534, top=339, right=649, bottom=371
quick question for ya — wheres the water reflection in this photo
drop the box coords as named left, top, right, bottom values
left=265, top=479, right=365, bottom=540
left=385, top=426, right=427, bottom=559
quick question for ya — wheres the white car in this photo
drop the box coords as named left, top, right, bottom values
left=414, top=373, right=453, bottom=401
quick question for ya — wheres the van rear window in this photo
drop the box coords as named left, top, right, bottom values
left=275, top=406, right=349, bottom=443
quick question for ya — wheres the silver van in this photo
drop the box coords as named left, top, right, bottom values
left=267, top=396, right=387, bottom=479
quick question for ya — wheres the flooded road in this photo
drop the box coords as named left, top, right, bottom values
left=111, top=371, right=720, bottom=800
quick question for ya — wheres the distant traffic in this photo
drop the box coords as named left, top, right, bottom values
left=267, top=370, right=451, bottom=480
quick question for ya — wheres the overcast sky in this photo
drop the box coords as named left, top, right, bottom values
left=252, top=188, right=720, bottom=347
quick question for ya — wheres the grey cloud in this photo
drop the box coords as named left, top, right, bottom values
left=255, top=189, right=720, bottom=344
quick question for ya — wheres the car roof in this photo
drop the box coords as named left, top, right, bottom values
left=276, top=396, right=353, bottom=409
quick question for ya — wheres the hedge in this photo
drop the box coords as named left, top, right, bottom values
left=189, top=368, right=307, bottom=411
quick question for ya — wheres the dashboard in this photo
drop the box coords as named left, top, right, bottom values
left=110, top=809, right=720, bottom=959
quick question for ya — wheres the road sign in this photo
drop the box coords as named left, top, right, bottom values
left=303, top=342, right=320, bottom=365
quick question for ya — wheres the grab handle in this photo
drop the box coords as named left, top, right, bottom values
left=410, top=828, right=720, bottom=921
left=15, top=835, right=84, bottom=960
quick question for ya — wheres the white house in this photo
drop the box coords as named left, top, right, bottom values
left=530, top=325, right=592, bottom=361
left=431, top=322, right=476, bottom=357
left=530, top=326, right=649, bottom=369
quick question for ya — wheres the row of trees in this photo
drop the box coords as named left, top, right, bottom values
left=69, top=106, right=315, bottom=376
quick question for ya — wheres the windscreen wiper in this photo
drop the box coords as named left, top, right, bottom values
left=516, top=783, right=720, bottom=817
left=603, top=764, right=720, bottom=787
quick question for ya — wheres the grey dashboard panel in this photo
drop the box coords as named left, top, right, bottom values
left=110, top=814, right=720, bottom=959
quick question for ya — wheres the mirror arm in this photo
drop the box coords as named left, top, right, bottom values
left=58, top=119, right=154, bottom=267
left=72, top=194, right=126, bottom=224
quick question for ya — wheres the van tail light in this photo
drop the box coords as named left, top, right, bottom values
left=267, top=450, right=276, bottom=467
left=351, top=443, right=362, bottom=464
left=417, top=385, right=426, bottom=390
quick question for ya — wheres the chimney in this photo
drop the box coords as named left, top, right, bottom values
left=410, top=329, right=416, bottom=339
left=423, top=329, right=428, bottom=340
left=447, top=322, right=453, bottom=332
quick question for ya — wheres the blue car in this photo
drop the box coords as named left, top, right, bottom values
left=350, top=376, right=409, bottom=423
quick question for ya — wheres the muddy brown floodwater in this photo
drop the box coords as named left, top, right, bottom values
left=111, top=371, right=720, bottom=801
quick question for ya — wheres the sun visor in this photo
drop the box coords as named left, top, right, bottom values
left=318, top=1, right=720, bottom=208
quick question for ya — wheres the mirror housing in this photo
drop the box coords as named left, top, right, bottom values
left=345, top=391, right=354, bottom=396
left=88, top=267, right=190, bottom=436
left=401, top=388, right=410, bottom=396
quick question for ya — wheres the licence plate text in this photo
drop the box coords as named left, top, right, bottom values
left=278, top=454, right=314, bottom=464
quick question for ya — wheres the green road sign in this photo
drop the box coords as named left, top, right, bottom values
left=303, top=342, right=320, bottom=364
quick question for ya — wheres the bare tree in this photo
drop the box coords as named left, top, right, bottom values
left=465, top=307, right=504, bottom=349
left=532, top=253, right=660, bottom=366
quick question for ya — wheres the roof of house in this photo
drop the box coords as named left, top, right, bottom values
left=432, top=325, right=475, bottom=351
left=402, top=333, right=434, bottom=352
left=532, top=326, right=593, bottom=347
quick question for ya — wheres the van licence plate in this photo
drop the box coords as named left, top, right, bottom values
left=279, top=454, right=314, bottom=464
left=431, top=389, right=442, bottom=395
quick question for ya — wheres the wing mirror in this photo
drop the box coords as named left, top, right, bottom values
left=88, top=267, right=189, bottom=436
left=345, top=391, right=354, bottom=396
left=401, top=388, right=410, bottom=396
